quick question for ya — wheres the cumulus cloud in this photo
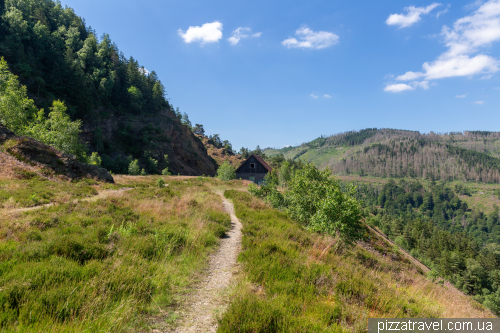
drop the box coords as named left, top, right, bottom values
left=384, top=83, right=415, bottom=92
left=227, top=27, right=261, bottom=45
left=474, top=100, right=485, bottom=104
left=386, top=3, right=442, bottom=28
left=387, top=0, right=500, bottom=92
left=310, top=94, right=319, bottom=98
left=139, top=67, right=150, bottom=76
left=178, top=21, right=223, bottom=45
left=456, top=94, right=468, bottom=97
left=282, top=26, right=339, bottom=49
left=385, top=81, right=432, bottom=92
left=323, top=94, right=332, bottom=98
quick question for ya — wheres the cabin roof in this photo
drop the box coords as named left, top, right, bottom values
left=235, top=154, right=273, bottom=173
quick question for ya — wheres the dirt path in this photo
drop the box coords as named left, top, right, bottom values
left=167, top=192, right=242, bottom=333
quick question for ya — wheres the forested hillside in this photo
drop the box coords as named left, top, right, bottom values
left=265, top=129, right=500, bottom=183
left=0, top=0, right=216, bottom=175
left=347, top=179, right=500, bottom=312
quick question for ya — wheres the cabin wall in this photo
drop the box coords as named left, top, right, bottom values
left=235, top=172, right=267, bottom=183
left=237, top=156, right=268, bottom=173
left=235, top=156, right=269, bottom=183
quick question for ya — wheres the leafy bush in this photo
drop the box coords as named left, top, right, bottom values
left=89, top=152, right=102, bottom=166
left=156, top=178, right=165, bottom=188
left=251, top=163, right=363, bottom=244
left=0, top=58, right=86, bottom=159
left=128, top=159, right=140, bottom=175
left=162, top=168, right=171, bottom=175
left=217, top=161, right=236, bottom=181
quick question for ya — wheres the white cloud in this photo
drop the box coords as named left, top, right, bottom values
left=465, top=0, right=484, bottom=11
left=323, top=94, right=332, bottom=98
left=474, top=100, right=485, bottom=104
left=282, top=26, right=339, bottom=49
left=456, top=94, right=468, bottom=97
left=393, top=0, right=500, bottom=90
left=414, top=80, right=430, bottom=89
left=385, top=80, right=432, bottom=92
left=386, top=3, right=442, bottom=28
left=384, top=83, right=415, bottom=92
left=227, top=27, right=261, bottom=45
left=139, top=67, right=150, bottom=76
left=178, top=21, right=223, bottom=45
left=310, top=94, right=319, bottom=98
left=436, top=7, right=449, bottom=18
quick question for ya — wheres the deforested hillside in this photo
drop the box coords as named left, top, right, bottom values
left=0, top=0, right=216, bottom=176
left=333, top=139, right=500, bottom=183
left=264, top=128, right=500, bottom=183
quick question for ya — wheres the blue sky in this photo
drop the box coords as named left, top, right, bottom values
left=59, top=0, right=500, bottom=150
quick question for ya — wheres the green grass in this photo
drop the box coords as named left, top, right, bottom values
left=0, top=178, right=100, bottom=209
left=0, top=176, right=231, bottom=332
left=218, top=190, right=491, bottom=332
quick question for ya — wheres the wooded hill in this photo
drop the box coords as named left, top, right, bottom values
left=0, top=0, right=216, bottom=176
left=265, top=129, right=500, bottom=183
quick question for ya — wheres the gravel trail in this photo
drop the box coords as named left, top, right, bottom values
left=168, top=193, right=242, bottom=332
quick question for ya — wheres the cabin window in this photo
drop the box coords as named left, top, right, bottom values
left=250, top=163, right=255, bottom=169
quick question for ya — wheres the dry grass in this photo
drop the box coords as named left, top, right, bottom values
left=218, top=190, right=494, bottom=333
left=0, top=175, right=237, bottom=332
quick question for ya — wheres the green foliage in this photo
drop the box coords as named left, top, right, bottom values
left=0, top=1, right=169, bottom=117
left=285, top=164, right=363, bottom=243
left=217, top=161, right=236, bottom=181
left=89, top=152, right=101, bottom=166
left=144, top=154, right=158, bottom=174
left=161, top=168, right=171, bottom=176
left=0, top=58, right=86, bottom=159
left=253, top=163, right=363, bottom=243
left=192, top=124, right=205, bottom=136
left=128, top=159, right=140, bottom=175
left=156, top=178, right=165, bottom=188
left=0, top=57, right=38, bottom=132
left=127, top=86, right=144, bottom=113
left=140, top=168, right=147, bottom=176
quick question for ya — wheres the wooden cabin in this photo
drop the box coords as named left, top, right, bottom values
left=235, top=154, right=272, bottom=183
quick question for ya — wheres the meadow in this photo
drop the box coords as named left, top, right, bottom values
left=0, top=175, right=231, bottom=332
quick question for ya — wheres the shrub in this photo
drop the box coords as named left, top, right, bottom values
left=217, top=161, right=236, bottom=181
left=156, top=178, right=165, bottom=188
left=162, top=167, right=171, bottom=175
left=140, top=168, right=147, bottom=176
left=128, top=159, right=140, bottom=175
left=89, top=152, right=101, bottom=166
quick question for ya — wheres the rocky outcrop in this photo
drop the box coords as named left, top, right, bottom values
left=0, top=125, right=114, bottom=182
left=80, top=108, right=218, bottom=176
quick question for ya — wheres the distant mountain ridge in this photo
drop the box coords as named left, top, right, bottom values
left=264, top=129, right=500, bottom=183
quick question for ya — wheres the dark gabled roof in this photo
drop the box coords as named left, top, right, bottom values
left=235, top=154, right=273, bottom=173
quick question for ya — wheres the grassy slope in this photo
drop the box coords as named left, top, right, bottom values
left=218, top=190, right=493, bottom=333
left=264, top=145, right=358, bottom=169
left=0, top=175, right=233, bottom=332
